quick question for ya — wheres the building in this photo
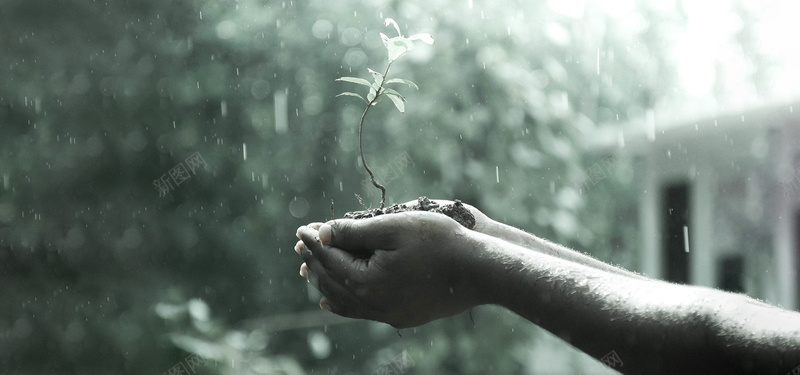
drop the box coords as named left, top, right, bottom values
left=584, top=99, right=800, bottom=310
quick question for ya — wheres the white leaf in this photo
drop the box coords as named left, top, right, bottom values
left=336, top=76, right=372, bottom=87
left=385, top=78, right=419, bottom=90
left=380, top=32, right=390, bottom=48
left=385, top=92, right=405, bottom=113
left=408, top=33, right=434, bottom=45
left=386, top=37, right=414, bottom=62
left=384, top=18, right=402, bottom=37
left=336, top=92, right=367, bottom=103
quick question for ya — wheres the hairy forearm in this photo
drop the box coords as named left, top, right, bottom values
left=705, top=293, right=800, bottom=373
left=480, top=220, right=649, bottom=280
left=466, top=232, right=800, bottom=374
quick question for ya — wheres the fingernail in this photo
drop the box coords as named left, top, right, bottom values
left=320, top=300, right=331, bottom=311
left=319, top=224, right=332, bottom=245
left=299, top=264, right=308, bottom=278
left=296, top=227, right=302, bottom=240
left=294, top=242, right=303, bottom=255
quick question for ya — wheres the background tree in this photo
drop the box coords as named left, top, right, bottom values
left=0, top=0, right=726, bottom=374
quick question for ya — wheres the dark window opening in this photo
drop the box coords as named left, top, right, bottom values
left=662, top=183, right=690, bottom=284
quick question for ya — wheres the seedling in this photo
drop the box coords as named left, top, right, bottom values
left=337, top=18, right=434, bottom=209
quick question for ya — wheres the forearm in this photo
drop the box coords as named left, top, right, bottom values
left=705, top=293, right=800, bottom=373
left=466, top=232, right=800, bottom=374
left=480, top=220, right=649, bottom=280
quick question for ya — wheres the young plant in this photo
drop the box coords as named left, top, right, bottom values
left=337, top=18, right=434, bottom=210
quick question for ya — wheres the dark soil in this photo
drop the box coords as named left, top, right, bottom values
left=343, top=196, right=476, bottom=229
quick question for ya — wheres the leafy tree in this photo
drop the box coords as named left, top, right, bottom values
left=0, top=0, right=704, bottom=374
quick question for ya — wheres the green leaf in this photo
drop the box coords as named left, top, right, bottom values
left=385, top=78, right=419, bottom=90
left=386, top=37, right=414, bottom=62
left=336, top=76, right=372, bottom=88
left=367, top=87, right=377, bottom=102
left=336, top=92, right=367, bottom=103
left=384, top=91, right=406, bottom=113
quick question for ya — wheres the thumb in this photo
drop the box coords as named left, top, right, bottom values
left=319, top=217, right=400, bottom=253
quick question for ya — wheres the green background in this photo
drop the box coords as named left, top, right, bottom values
left=0, top=0, right=770, bottom=373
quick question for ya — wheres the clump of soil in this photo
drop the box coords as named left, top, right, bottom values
left=343, top=196, right=476, bottom=229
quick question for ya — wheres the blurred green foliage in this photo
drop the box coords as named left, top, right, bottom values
left=0, top=0, right=692, bottom=373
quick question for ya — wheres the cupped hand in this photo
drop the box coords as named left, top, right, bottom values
left=294, top=211, right=484, bottom=328
left=396, top=198, right=496, bottom=233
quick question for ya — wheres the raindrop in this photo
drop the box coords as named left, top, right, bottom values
left=243, top=143, right=247, bottom=161
left=645, top=109, right=655, bottom=142
left=596, top=48, right=600, bottom=75
left=683, top=226, right=690, bottom=253
left=275, top=90, right=288, bottom=134
left=496, top=166, right=499, bottom=183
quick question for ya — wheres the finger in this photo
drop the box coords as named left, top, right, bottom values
left=306, top=222, right=325, bottom=231
left=297, top=244, right=364, bottom=314
left=304, top=254, right=380, bottom=320
left=318, top=296, right=364, bottom=320
left=317, top=217, right=401, bottom=253
left=295, top=224, right=323, bottom=242
left=305, top=264, right=323, bottom=292
left=297, top=231, right=385, bottom=318
left=300, top=262, right=309, bottom=279
left=319, top=296, right=334, bottom=312
left=300, top=257, right=370, bottom=320
left=298, top=226, right=369, bottom=283
left=300, top=262, right=321, bottom=288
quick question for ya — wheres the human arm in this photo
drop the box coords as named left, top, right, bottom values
left=295, top=211, right=800, bottom=374
left=470, top=228, right=800, bottom=374
left=374, top=198, right=649, bottom=280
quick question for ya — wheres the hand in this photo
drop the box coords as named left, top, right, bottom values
left=295, top=211, right=483, bottom=328
left=395, top=198, right=536, bottom=252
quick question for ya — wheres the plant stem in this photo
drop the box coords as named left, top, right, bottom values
left=358, top=62, right=393, bottom=209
